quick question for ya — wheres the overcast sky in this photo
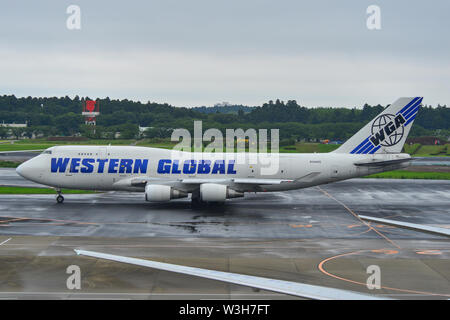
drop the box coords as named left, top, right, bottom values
left=1, top=0, right=449, bottom=108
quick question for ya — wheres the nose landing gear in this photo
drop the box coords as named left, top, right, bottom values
left=55, top=189, right=64, bottom=204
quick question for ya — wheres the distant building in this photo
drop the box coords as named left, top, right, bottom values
left=0, top=122, right=27, bottom=128
left=0, top=122, right=28, bottom=139
left=138, top=126, right=153, bottom=138
left=407, top=136, right=447, bottom=145
left=139, top=126, right=152, bottom=133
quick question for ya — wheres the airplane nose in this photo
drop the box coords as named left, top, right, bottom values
left=16, top=162, right=25, bottom=177
left=16, top=161, right=32, bottom=179
left=15, top=157, right=45, bottom=183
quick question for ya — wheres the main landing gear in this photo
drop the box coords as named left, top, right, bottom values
left=191, top=190, right=205, bottom=208
left=55, top=189, right=64, bottom=204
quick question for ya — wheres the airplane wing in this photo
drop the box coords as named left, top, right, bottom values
left=74, top=249, right=384, bottom=300
left=181, top=178, right=293, bottom=185
left=114, top=176, right=293, bottom=188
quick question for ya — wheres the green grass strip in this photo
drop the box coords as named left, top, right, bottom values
left=0, top=186, right=98, bottom=194
left=0, top=161, right=20, bottom=168
left=0, top=144, right=52, bottom=152
left=365, top=170, right=450, bottom=180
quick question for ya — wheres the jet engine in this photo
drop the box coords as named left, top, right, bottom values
left=145, top=184, right=188, bottom=202
left=199, top=183, right=244, bottom=202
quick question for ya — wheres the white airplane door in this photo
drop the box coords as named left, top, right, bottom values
left=331, top=165, right=340, bottom=179
left=247, top=164, right=255, bottom=178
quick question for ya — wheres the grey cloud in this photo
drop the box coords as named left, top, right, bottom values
left=0, top=0, right=449, bottom=107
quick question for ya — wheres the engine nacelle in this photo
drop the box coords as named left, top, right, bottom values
left=145, top=184, right=187, bottom=202
left=200, top=183, right=244, bottom=202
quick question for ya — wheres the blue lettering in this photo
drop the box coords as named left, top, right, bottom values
left=183, top=160, right=197, bottom=174
left=197, top=160, right=211, bottom=174
left=119, top=159, right=133, bottom=174
left=108, top=159, right=119, bottom=173
left=153, top=159, right=236, bottom=175
left=212, top=160, right=226, bottom=174
left=227, top=160, right=237, bottom=174
left=97, top=159, right=108, bottom=173
left=70, top=158, right=81, bottom=173
left=51, top=158, right=70, bottom=173
left=133, top=159, right=148, bottom=174
left=81, top=158, right=95, bottom=173
left=394, top=114, right=406, bottom=127
left=370, top=130, right=385, bottom=147
left=157, top=159, right=171, bottom=174
left=171, top=160, right=181, bottom=174
left=52, top=158, right=151, bottom=174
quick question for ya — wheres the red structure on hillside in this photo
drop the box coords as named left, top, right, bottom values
left=82, top=99, right=100, bottom=126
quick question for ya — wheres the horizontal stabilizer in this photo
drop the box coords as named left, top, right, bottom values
left=353, top=158, right=412, bottom=167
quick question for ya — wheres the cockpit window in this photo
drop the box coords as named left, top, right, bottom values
left=41, top=149, right=52, bottom=155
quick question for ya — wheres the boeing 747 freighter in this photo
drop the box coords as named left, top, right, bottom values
left=16, top=97, right=422, bottom=204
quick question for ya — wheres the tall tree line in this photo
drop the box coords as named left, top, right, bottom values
left=0, top=95, right=448, bottom=140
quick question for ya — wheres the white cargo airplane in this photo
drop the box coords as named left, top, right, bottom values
left=16, top=97, right=422, bottom=204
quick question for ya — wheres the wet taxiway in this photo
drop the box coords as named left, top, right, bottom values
left=0, top=177, right=449, bottom=299
left=0, top=179, right=448, bottom=239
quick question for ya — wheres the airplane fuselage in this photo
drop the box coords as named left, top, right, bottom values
left=17, top=145, right=411, bottom=194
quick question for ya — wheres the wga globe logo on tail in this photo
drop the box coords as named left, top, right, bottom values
left=370, top=113, right=405, bottom=147
left=348, top=97, right=421, bottom=155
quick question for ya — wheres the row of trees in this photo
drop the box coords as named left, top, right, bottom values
left=0, top=95, right=448, bottom=141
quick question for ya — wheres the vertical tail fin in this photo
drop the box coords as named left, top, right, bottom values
left=333, top=97, right=423, bottom=154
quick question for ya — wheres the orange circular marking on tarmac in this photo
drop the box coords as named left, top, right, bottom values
left=347, top=224, right=362, bottom=229
left=416, top=250, right=442, bottom=255
left=290, top=224, right=313, bottom=228
left=374, top=224, right=396, bottom=229
left=371, top=249, right=398, bottom=255
left=353, top=228, right=372, bottom=236
left=317, top=250, right=450, bottom=297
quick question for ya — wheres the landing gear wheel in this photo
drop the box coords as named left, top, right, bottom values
left=56, top=194, right=64, bottom=204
